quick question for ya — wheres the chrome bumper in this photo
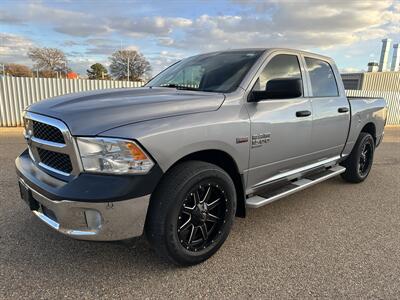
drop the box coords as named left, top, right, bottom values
left=19, top=178, right=150, bottom=241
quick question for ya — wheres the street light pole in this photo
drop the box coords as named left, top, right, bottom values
left=127, top=56, right=130, bottom=82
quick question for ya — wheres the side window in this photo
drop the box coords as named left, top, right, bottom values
left=253, top=54, right=302, bottom=92
left=305, top=57, right=338, bottom=97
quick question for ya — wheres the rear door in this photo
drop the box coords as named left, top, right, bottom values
left=245, top=52, right=313, bottom=190
left=302, top=56, right=350, bottom=160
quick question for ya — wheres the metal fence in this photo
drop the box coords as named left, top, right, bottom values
left=0, top=76, right=143, bottom=127
left=0, top=76, right=399, bottom=126
left=342, top=72, right=400, bottom=92
left=346, top=89, right=400, bottom=125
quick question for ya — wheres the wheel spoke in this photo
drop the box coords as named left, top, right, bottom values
left=206, top=213, right=221, bottom=223
left=194, top=191, right=201, bottom=205
left=200, top=224, right=208, bottom=241
left=179, top=216, right=192, bottom=231
left=188, top=226, right=198, bottom=245
left=206, top=198, right=221, bottom=210
left=182, top=204, right=194, bottom=215
left=200, top=186, right=211, bottom=203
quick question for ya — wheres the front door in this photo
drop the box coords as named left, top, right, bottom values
left=245, top=53, right=313, bottom=191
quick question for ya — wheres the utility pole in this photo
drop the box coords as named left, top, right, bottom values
left=127, top=56, right=130, bottom=81
left=0, top=37, right=4, bottom=76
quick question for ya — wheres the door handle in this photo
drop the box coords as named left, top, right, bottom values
left=296, top=110, right=311, bottom=117
left=338, top=107, right=349, bottom=113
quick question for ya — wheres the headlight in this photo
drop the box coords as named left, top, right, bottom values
left=76, top=137, right=154, bottom=174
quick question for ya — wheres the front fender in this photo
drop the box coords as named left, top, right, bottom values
left=101, top=106, right=251, bottom=174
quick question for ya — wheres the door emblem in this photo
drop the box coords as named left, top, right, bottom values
left=252, top=133, right=271, bottom=148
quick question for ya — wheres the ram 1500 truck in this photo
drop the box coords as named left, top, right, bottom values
left=16, top=49, right=387, bottom=265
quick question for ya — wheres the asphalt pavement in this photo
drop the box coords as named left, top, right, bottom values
left=1, top=127, right=399, bottom=299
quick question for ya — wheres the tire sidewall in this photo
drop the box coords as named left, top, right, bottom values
left=354, top=133, right=375, bottom=180
left=164, top=168, right=236, bottom=264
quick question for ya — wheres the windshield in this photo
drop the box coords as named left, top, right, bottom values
left=146, top=50, right=263, bottom=93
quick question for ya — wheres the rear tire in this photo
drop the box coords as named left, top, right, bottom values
left=145, top=161, right=236, bottom=266
left=341, top=132, right=375, bottom=183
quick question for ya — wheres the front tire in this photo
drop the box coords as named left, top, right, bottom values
left=341, top=132, right=375, bottom=183
left=145, top=161, right=237, bottom=266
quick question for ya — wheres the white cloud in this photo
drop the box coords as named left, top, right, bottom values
left=0, top=33, right=35, bottom=65
left=109, top=16, right=193, bottom=37
left=162, top=0, right=400, bottom=52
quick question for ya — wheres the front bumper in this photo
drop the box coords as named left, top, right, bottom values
left=19, top=178, right=150, bottom=241
left=16, top=149, right=163, bottom=241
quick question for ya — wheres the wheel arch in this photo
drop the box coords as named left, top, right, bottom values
left=361, top=122, right=376, bottom=144
left=163, top=149, right=246, bottom=218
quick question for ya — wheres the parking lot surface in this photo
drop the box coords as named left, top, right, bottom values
left=1, top=127, right=399, bottom=299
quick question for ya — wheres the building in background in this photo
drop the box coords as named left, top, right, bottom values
left=341, top=72, right=400, bottom=92
left=342, top=38, right=400, bottom=90
left=391, top=44, right=400, bottom=72
left=367, top=62, right=379, bottom=72
left=378, top=38, right=392, bottom=72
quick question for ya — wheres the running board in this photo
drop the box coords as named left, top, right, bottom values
left=246, top=165, right=346, bottom=208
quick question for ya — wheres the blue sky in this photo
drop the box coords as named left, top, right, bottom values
left=1, top=0, right=399, bottom=76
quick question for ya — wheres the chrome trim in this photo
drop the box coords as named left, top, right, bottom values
left=250, top=155, right=341, bottom=191
left=19, top=178, right=150, bottom=241
left=23, top=111, right=82, bottom=177
left=246, top=165, right=345, bottom=208
left=38, top=162, right=71, bottom=177
left=31, top=137, right=67, bottom=151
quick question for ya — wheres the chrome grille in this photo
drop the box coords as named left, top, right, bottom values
left=37, top=148, right=73, bottom=174
left=32, top=120, right=65, bottom=144
left=23, top=112, right=81, bottom=177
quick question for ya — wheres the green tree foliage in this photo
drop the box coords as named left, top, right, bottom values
left=87, top=63, right=110, bottom=80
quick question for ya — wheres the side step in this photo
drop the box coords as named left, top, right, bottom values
left=246, top=165, right=346, bottom=208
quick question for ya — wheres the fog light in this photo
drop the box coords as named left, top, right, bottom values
left=84, top=210, right=102, bottom=229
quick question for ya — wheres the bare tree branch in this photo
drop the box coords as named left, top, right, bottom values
left=28, top=47, right=68, bottom=75
left=109, top=50, right=151, bottom=81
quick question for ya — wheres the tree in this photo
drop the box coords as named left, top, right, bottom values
left=109, top=50, right=151, bottom=81
left=28, top=47, right=68, bottom=77
left=4, top=63, right=33, bottom=77
left=87, top=63, right=110, bottom=80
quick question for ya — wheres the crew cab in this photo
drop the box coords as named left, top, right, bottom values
left=16, top=48, right=387, bottom=265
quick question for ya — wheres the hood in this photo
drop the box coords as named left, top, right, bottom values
left=28, top=87, right=225, bottom=135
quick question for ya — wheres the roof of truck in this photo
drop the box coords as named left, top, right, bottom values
left=203, top=48, right=333, bottom=61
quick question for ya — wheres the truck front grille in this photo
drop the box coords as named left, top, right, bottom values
left=32, top=120, right=65, bottom=144
left=23, top=112, right=81, bottom=178
left=37, top=148, right=73, bottom=174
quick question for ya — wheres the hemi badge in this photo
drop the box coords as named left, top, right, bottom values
left=236, top=137, right=249, bottom=144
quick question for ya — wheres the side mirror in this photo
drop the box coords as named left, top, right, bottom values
left=249, top=78, right=302, bottom=102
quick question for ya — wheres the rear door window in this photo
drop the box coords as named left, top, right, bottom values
left=305, top=57, right=338, bottom=97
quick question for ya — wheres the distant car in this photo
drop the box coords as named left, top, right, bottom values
left=16, top=48, right=387, bottom=266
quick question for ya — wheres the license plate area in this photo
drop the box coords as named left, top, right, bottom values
left=18, top=180, right=39, bottom=210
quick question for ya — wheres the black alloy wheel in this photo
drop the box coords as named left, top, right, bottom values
left=145, top=161, right=236, bottom=266
left=358, top=140, right=373, bottom=177
left=177, top=183, right=227, bottom=252
left=341, top=132, right=375, bottom=183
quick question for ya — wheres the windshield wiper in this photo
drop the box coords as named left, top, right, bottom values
left=161, top=84, right=200, bottom=91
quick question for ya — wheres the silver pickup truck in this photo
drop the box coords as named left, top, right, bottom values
left=16, top=48, right=387, bottom=265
